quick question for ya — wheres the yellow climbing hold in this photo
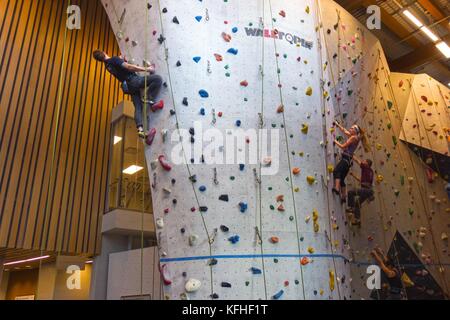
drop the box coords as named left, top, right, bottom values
left=329, top=270, right=335, bottom=291
left=305, top=6, right=310, bottom=14
left=376, top=175, right=384, bottom=183
left=306, top=176, right=316, bottom=185
left=305, top=86, right=313, bottom=96
left=401, top=273, right=414, bottom=287
left=301, top=124, right=309, bottom=134
left=307, top=246, right=315, bottom=254
left=327, top=164, right=334, bottom=173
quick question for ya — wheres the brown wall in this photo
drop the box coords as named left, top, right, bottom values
left=5, top=269, right=39, bottom=300
left=0, top=0, right=126, bottom=255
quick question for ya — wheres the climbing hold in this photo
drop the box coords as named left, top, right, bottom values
left=305, top=86, right=313, bottom=96
left=301, top=124, right=309, bottom=134
left=277, top=204, right=285, bottom=212
left=219, top=195, right=229, bottom=202
left=221, top=282, right=232, bottom=288
left=272, top=290, right=284, bottom=300
left=158, top=155, right=172, bottom=171
left=208, top=258, right=218, bottom=266
left=172, top=16, right=179, bottom=24
left=276, top=195, right=284, bottom=202
left=220, top=225, right=229, bottom=232
left=228, top=235, right=240, bottom=244
left=279, top=10, right=286, bottom=17
left=199, top=206, right=208, bottom=212
left=227, top=48, right=238, bottom=55
left=193, top=56, right=201, bottom=63
left=329, top=271, right=335, bottom=291
left=185, top=278, right=202, bottom=293
left=199, top=185, right=206, bottom=192
left=156, top=218, right=164, bottom=229
left=199, top=89, right=209, bottom=98
left=239, top=202, right=248, bottom=213
left=305, top=6, right=310, bottom=14
left=293, top=167, right=301, bottom=175
left=232, top=27, right=238, bottom=33
left=188, top=235, right=199, bottom=246
left=157, top=34, right=166, bottom=44
left=270, top=236, right=279, bottom=244
left=240, top=80, right=248, bottom=87
left=277, top=105, right=284, bottom=113
left=182, top=97, right=188, bottom=106
left=300, top=257, right=310, bottom=265
left=250, top=267, right=262, bottom=274
left=306, top=176, right=316, bottom=185
left=222, top=32, right=232, bottom=42
left=159, top=264, right=172, bottom=285
left=214, top=53, right=223, bottom=62
left=195, top=16, right=202, bottom=22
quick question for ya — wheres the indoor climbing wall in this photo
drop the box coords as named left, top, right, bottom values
left=100, top=0, right=450, bottom=300
left=101, top=0, right=352, bottom=300
left=316, top=0, right=450, bottom=299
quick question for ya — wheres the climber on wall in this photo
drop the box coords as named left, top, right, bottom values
left=346, top=156, right=374, bottom=226
left=332, top=121, right=370, bottom=204
left=92, top=50, right=164, bottom=143
left=371, top=247, right=405, bottom=300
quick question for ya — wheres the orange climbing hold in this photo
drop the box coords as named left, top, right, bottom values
left=277, top=105, right=284, bottom=113
left=293, top=167, right=301, bottom=175
left=222, top=32, right=232, bottom=42
left=300, top=257, right=310, bottom=265
left=277, top=204, right=285, bottom=212
left=214, top=53, right=223, bottom=62
left=276, top=195, right=284, bottom=202
left=270, top=237, right=279, bottom=244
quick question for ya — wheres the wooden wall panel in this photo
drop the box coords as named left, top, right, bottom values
left=0, top=0, right=125, bottom=256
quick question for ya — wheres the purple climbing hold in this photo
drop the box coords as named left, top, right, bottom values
left=227, top=48, right=238, bottom=55
left=199, top=89, right=209, bottom=98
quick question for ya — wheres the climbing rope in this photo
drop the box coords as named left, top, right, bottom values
left=267, top=0, right=307, bottom=300
left=256, top=0, right=269, bottom=300
left=155, top=0, right=215, bottom=299
left=314, top=0, right=343, bottom=300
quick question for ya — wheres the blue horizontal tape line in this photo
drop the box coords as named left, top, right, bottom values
left=160, top=254, right=450, bottom=267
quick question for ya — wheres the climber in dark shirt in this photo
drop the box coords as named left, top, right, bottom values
left=93, top=50, right=163, bottom=142
left=346, top=155, right=375, bottom=226
left=371, top=247, right=404, bottom=300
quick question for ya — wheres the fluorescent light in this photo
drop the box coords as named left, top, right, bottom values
left=436, top=42, right=450, bottom=59
left=85, top=260, right=93, bottom=264
left=3, top=255, right=50, bottom=266
left=113, top=136, right=122, bottom=145
left=122, top=165, right=143, bottom=175
left=421, top=26, right=439, bottom=42
left=403, top=10, right=423, bottom=28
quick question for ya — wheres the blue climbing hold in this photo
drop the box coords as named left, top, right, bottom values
left=239, top=164, right=245, bottom=171
left=227, top=48, right=238, bottom=55
left=228, top=235, right=240, bottom=244
left=232, top=27, right=238, bottom=33
left=250, top=267, right=262, bottom=274
left=193, top=56, right=201, bottom=63
left=200, top=108, right=206, bottom=115
left=195, top=16, right=202, bottom=22
left=199, top=185, right=206, bottom=192
left=272, top=290, right=284, bottom=300
left=199, top=89, right=209, bottom=98
left=239, top=202, right=248, bottom=213
left=236, top=120, right=241, bottom=127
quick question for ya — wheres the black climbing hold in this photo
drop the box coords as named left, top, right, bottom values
left=172, top=16, right=179, bottom=24
left=199, top=206, right=208, bottom=212
left=157, top=34, right=166, bottom=44
left=162, top=8, right=167, bottom=13
left=201, top=155, right=205, bottom=163
left=219, top=195, right=229, bottom=202
left=163, top=82, right=168, bottom=88
left=172, top=199, right=177, bottom=205
left=170, top=109, right=176, bottom=115
left=181, top=228, right=185, bottom=233
left=208, top=258, right=218, bottom=266
left=190, top=137, right=195, bottom=143
left=171, top=178, right=176, bottom=184
left=221, top=282, right=232, bottom=288
left=189, top=128, right=195, bottom=135
left=220, top=225, right=229, bottom=232
left=176, top=60, right=182, bottom=67
left=211, top=293, right=219, bottom=299
left=182, top=272, right=187, bottom=277
left=189, top=175, right=197, bottom=183
left=190, top=158, right=194, bottom=163
left=182, top=97, right=188, bottom=106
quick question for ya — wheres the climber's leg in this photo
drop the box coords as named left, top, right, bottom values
left=347, top=189, right=356, bottom=212
left=131, top=92, right=145, bottom=139
left=142, top=74, right=164, bottom=111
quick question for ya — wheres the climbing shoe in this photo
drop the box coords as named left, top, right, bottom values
left=138, top=130, right=146, bottom=139
left=332, top=188, right=340, bottom=196
left=351, top=218, right=361, bottom=227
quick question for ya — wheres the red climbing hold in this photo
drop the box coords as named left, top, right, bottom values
left=151, top=99, right=164, bottom=112
left=300, top=257, right=310, bottom=265
left=159, top=264, right=172, bottom=285
left=191, top=207, right=196, bottom=212
left=218, top=112, right=223, bottom=117
left=270, top=236, right=280, bottom=244
left=240, top=80, right=248, bottom=87
left=158, top=155, right=172, bottom=171
left=279, top=10, right=286, bottom=17
left=421, top=95, right=428, bottom=103
left=214, top=53, right=223, bottom=62
left=145, top=128, right=157, bottom=146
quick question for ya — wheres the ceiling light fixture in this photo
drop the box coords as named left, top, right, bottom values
left=420, top=26, right=439, bottom=42
left=3, top=255, right=50, bottom=266
left=113, top=136, right=122, bottom=145
left=436, top=41, right=450, bottom=59
left=122, top=165, right=143, bottom=175
left=403, top=10, right=423, bottom=28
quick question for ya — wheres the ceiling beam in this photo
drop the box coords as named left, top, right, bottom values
left=389, top=34, right=450, bottom=71
left=417, top=0, right=450, bottom=30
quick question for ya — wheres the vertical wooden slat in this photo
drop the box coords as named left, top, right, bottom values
left=0, top=0, right=120, bottom=256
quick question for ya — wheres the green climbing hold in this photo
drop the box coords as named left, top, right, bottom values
left=270, top=205, right=275, bottom=210
left=387, top=101, right=393, bottom=109
left=230, top=176, right=235, bottom=181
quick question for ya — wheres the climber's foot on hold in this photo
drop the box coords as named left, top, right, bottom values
left=150, top=99, right=164, bottom=112
left=138, top=127, right=146, bottom=139
left=159, top=264, right=172, bottom=285
left=351, top=218, right=361, bottom=227
left=145, top=128, right=157, bottom=146
left=158, top=155, right=172, bottom=171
